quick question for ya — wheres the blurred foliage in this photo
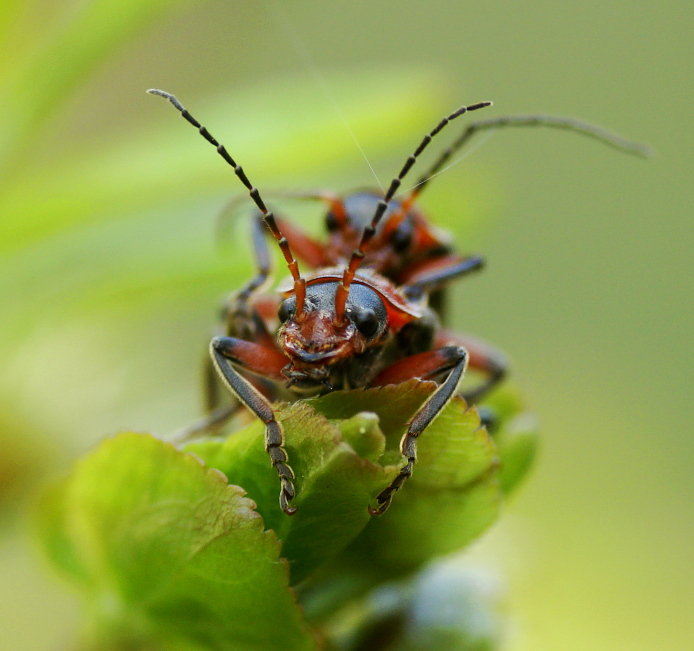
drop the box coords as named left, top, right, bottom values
left=38, top=382, right=536, bottom=649
left=39, top=433, right=314, bottom=651
left=0, top=0, right=193, bottom=172
left=338, top=562, right=505, bottom=651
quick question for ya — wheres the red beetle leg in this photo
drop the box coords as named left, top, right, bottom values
left=213, top=336, right=287, bottom=383
left=280, top=190, right=350, bottom=231
left=185, top=336, right=287, bottom=445
left=435, top=330, right=508, bottom=401
left=371, top=346, right=466, bottom=386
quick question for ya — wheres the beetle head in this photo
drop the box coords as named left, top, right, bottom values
left=278, top=281, right=388, bottom=390
left=324, top=192, right=420, bottom=269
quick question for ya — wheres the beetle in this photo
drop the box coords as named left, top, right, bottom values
left=148, top=88, right=648, bottom=515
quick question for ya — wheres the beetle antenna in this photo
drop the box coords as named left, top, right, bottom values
left=379, top=113, right=652, bottom=239
left=147, top=89, right=306, bottom=316
left=413, top=113, right=650, bottom=196
left=333, top=100, right=492, bottom=324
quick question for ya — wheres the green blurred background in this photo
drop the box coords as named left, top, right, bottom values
left=1, top=0, right=691, bottom=649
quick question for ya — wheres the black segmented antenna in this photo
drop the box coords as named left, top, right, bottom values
left=408, top=113, right=652, bottom=199
left=333, top=100, right=492, bottom=323
left=147, top=88, right=307, bottom=316
left=378, top=111, right=652, bottom=244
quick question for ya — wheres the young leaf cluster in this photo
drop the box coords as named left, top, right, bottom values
left=39, top=381, right=537, bottom=650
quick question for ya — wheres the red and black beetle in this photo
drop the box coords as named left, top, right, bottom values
left=148, top=88, right=648, bottom=515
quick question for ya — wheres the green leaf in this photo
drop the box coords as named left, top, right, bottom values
left=37, top=381, right=536, bottom=646
left=186, top=402, right=400, bottom=585
left=187, top=381, right=527, bottom=586
left=483, top=386, right=539, bottom=495
left=311, top=381, right=501, bottom=580
left=38, top=433, right=314, bottom=651
left=190, top=381, right=504, bottom=588
left=493, top=413, right=539, bottom=496
left=334, top=411, right=385, bottom=462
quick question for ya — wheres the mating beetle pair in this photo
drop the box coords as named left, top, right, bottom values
left=149, top=88, right=647, bottom=515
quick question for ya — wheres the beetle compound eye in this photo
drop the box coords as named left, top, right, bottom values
left=325, top=211, right=339, bottom=232
left=353, top=307, right=380, bottom=338
left=392, top=223, right=413, bottom=253
left=278, top=298, right=296, bottom=323
left=344, top=284, right=388, bottom=338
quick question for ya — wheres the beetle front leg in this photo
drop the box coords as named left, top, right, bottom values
left=368, top=345, right=469, bottom=515
left=207, top=215, right=279, bottom=419
left=210, top=336, right=297, bottom=515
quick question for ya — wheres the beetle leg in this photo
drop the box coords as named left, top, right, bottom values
left=219, top=192, right=340, bottom=267
left=210, top=336, right=297, bottom=515
left=222, top=215, right=273, bottom=339
left=435, top=330, right=508, bottom=402
left=203, top=349, right=225, bottom=413
left=399, top=254, right=483, bottom=324
left=203, top=307, right=281, bottom=431
left=205, top=214, right=279, bottom=415
left=170, top=403, right=242, bottom=444
left=368, top=345, right=469, bottom=515
left=217, top=196, right=330, bottom=269
left=400, top=254, right=484, bottom=300
left=202, top=210, right=294, bottom=439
